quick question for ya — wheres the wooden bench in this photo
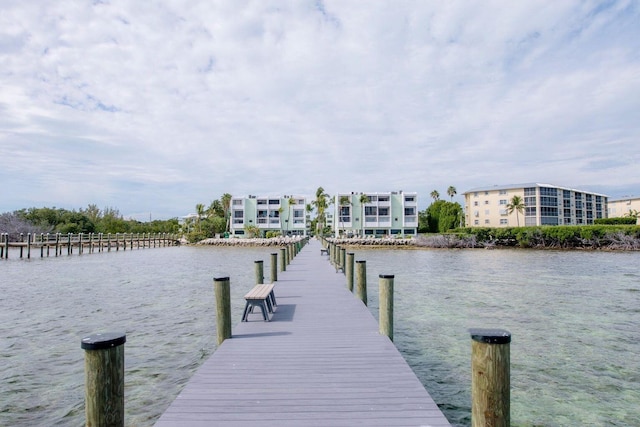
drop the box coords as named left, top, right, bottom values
left=241, top=284, right=277, bottom=322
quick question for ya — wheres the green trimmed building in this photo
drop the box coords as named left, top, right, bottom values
left=333, top=191, right=418, bottom=237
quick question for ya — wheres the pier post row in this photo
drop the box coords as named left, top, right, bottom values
left=214, top=277, right=232, bottom=345
left=469, top=328, right=511, bottom=427
left=81, top=332, right=126, bottom=427
left=270, top=252, right=278, bottom=282
left=255, top=260, right=264, bottom=285
left=345, top=252, right=355, bottom=291
left=355, top=260, right=368, bottom=305
left=379, top=274, right=394, bottom=341
left=279, top=248, right=286, bottom=271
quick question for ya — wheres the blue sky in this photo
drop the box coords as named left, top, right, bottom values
left=1, top=0, right=639, bottom=220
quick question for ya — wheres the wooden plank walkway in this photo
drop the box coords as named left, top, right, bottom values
left=154, top=239, right=451, bottom=427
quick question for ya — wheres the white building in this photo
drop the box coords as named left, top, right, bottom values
left=230, top=195, right=308, bottom=237
left=332, top=191, right=418, bottom=237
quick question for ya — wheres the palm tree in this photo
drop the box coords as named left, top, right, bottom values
left=312, top=187, right=330, bottom=236
left=221, top=193, right=232, bottom=232
left=207, top=200, right=223, bottom=218
left=288, top=197, right=296, bottom=235
left=447, top=186, right=457, bottom=201
left=306, top=203, right=313, bottom=235
left=359, top=194, right=369, bottom=237
left=506, top=195, right=525, bottom=227
left=338, top=195, right=351, bottom=237
left=195, top=203, right=205, bottom=232
left=430, top=190, right=440, bottom=201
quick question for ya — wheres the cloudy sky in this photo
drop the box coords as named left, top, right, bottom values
left=1, top=1, right=639, bottom=220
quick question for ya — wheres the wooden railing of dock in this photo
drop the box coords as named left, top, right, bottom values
left=0, top=232, right=179, bottom=259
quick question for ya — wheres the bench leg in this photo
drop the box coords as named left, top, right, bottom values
left=241, top=301, right=252, bottom=322
left=258, top=301, right=269, bottom=321
left=269, top=290, right=277, bottom=309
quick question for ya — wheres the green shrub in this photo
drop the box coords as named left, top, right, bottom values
left=595, top=217, right=636, bottom=225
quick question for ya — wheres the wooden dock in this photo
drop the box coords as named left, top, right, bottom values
left=154, top=239, right=452, bottom=426
left=0, top=232, right=179, bottom=259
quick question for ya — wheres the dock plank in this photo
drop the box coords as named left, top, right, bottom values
left=154, top=239, right=451, bottom=426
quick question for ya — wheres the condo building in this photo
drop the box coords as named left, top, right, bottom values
left=608, top=196, right=640, bottom=221
left=332, top=191, right=418, bottom=237
left=463, top=183, right=608, bottom=227
left=230, top=195, right=308, bottom=237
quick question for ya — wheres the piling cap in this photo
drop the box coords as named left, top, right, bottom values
left=81, top=332, right=126, bottom=350
left=379, top=274, right=395, bottom=279
left=469, top=328, right=511, bottom=344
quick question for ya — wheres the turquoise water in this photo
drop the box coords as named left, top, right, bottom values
left=1, top=245, right=639, bottom=426
left=357, top=248, right=640, bottom=426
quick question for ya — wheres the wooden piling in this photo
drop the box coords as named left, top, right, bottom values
left=214, top=277, right=232, bottom=345
left=379, top=275, right=394, bottom=341
left=27, top=233, right=31, bottom=259
left=20, top=233, right=24, bottom=258
left=355, top=260, right=367, bottom=305
left=255, top=260, right=264, bottom=284
left=81, top=332, right=126, bottom=427
left=469, top=328, right=511, bottom=427
left=346, top=253, right=355, bottom=291
left=280, top=248, right=286, bottom=271
left=340, top=248, right=346, bottom=274
left=270, top=253, right=278, bottom=282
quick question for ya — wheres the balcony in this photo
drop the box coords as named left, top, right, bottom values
left=404, top=215, right=417, bottom=225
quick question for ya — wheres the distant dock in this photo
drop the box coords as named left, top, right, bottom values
left=154, top=239, right=451, bottom=426
left=0, top=232, right=179, bottom=259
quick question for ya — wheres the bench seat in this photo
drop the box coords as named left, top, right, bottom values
left=242, top=284, right=276, bottom=322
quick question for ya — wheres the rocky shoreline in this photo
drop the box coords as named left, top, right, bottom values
left=196, top=236, right=307, bottom=246
left=192, top=231, right=640, bottom=250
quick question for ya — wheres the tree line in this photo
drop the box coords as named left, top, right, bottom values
left=0, top=205, right=180, bottom=240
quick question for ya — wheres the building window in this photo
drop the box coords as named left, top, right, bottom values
left=474, top=192, right=479, bottom=197
left=499, top=190, right=507, bottom=195
left=474, top=219, right=479, bottom=225
left=499, top=199, right=507, bottom=205
left=268, top=199, right=280, bottom=205
left=524, top=187, right=536, bottom=196
left=485, top=210, right=490, bottom=215
left=339, top=206, right=351, bottom=223
left=500, top=219, right=508, bottom=225
left=484, top=219, right=490, bottom=224
left=404, top=207, right=416, bottom=216
left=540, top=187, right=558, bottom=196
left=484, top=200, right=490, bottom=205
left=405, top=196, right=415, bottom=202
left=474, top=201, right=478, bottom=206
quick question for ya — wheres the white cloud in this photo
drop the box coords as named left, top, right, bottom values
left=0, top=0, right=639, bottom=219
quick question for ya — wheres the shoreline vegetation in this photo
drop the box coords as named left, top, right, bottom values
left=194, top=225, right=640, bottom=251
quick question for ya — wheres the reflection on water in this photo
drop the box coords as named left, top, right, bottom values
left=1, top=246, right=639, bottom=426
